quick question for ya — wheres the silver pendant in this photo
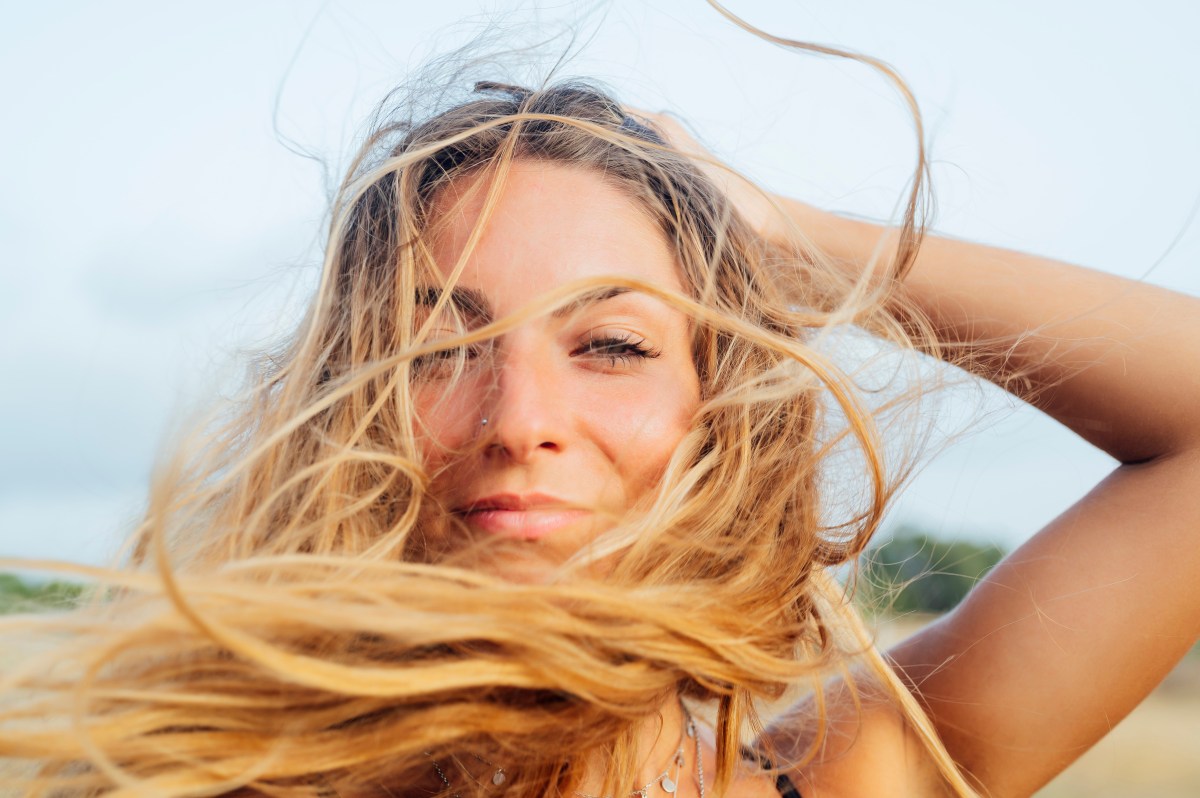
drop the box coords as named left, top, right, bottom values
left=493, top=769, right=506, bottom=786
left=661, top=776, right=676, bottom=793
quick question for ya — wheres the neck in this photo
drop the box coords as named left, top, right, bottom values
left=577, top=695, right=704, bottom=798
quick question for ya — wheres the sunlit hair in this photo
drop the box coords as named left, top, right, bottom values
left=0, top=18, right=999, bottom=798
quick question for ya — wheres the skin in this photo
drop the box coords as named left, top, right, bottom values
left=415, top=160, right=701, bottom=567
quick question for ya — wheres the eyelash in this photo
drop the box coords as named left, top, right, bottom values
left=572, top=333, right=662, bottom=368
left=411, top=342, right=486, bottom=376
left=412, top=333, right=660, bottom=376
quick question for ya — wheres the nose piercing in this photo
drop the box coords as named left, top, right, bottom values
left=481, top=417, right=489, bottom=427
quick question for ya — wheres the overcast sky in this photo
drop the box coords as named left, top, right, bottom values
left=2, top=1, right=1198, bottom=568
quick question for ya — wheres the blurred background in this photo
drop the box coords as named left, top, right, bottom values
left=2, top=2, right=1198, bottom=794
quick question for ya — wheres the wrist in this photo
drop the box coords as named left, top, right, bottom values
left=762, top=199, right=886, bottom=265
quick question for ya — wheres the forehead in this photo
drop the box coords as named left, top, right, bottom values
left=427, top=160, right=683, bottom=312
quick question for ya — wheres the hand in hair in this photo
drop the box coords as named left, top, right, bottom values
left=638, top=108, right=865, bottom=270
left=632, top=109, right=789, bottom=240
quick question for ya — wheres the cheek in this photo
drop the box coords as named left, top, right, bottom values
left=597, top=376, right=698, bottom=493
left=411, top=381, right=480, bottom=471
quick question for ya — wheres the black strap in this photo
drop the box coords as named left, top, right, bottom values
left=774, top=770, right=803, bottom=798
left=741, top=747, right=803, bottom=798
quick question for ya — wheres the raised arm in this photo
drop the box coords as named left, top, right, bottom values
left=785, top=203, right=1200, bottom=796
left=646, top=109, right=1200, bottom=795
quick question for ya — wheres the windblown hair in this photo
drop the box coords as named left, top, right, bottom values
left=1, top=19, right=991, bottom=798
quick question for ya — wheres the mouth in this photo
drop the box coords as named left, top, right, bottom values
left=454, top=493, right=591, bottom=540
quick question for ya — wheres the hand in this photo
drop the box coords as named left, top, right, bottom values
left=630, top=109, right=783, bottom=240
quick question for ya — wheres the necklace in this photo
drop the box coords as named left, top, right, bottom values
left=426, top=704, right=704, bottom=798
left=573, top=705, right=704, bottom=798
left=426, top=752, right=506, bottom=797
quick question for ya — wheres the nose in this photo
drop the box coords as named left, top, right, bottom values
left=482, top=339, right=569, bottom=463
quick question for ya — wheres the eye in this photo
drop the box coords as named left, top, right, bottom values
left=411, top=341, right=488, bottom=379
left=572, top=333, right=662, bottom=368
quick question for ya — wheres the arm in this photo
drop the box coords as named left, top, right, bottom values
left=786, top=205, right=1200, bottom=796
left=646, top=109, right=1200, bottom=794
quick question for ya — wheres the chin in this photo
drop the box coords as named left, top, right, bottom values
left=473, top=529, right=621, bottom=585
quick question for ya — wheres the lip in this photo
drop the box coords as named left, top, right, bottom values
left=454, top=493, right=591, bottom=539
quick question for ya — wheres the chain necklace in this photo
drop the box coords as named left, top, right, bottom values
left=574, top=705, right=704, bottom=798
left=426, top=752, right=506, bottom=797
left=426, top=705, right=704, bottom=798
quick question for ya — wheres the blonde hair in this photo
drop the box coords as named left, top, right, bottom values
left=1, top=18, right=990, bottom=798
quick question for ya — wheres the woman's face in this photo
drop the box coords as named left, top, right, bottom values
left=415, top=160, right=701, bottom=564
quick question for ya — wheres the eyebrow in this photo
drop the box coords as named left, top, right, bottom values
left=416, top=286, right=493, bottom=322
left=549, top=286, right=632, bottom=319
left=416, top=285, right=635, bottom=322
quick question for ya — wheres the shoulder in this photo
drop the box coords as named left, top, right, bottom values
left=761, top=683, right=954, bottom=798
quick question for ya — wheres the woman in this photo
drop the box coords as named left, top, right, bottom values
left=4, top=9, right=1199, bottom=798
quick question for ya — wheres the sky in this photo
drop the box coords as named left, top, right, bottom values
left=2, top=1, right=1199, bottom=569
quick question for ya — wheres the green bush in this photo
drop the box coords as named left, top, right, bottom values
left=0, top=573, right=86, bottom=614
left=858, top=526, right=1006, bottom=615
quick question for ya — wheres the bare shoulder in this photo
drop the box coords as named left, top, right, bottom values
left=762, top=681, right=954, bottom=798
